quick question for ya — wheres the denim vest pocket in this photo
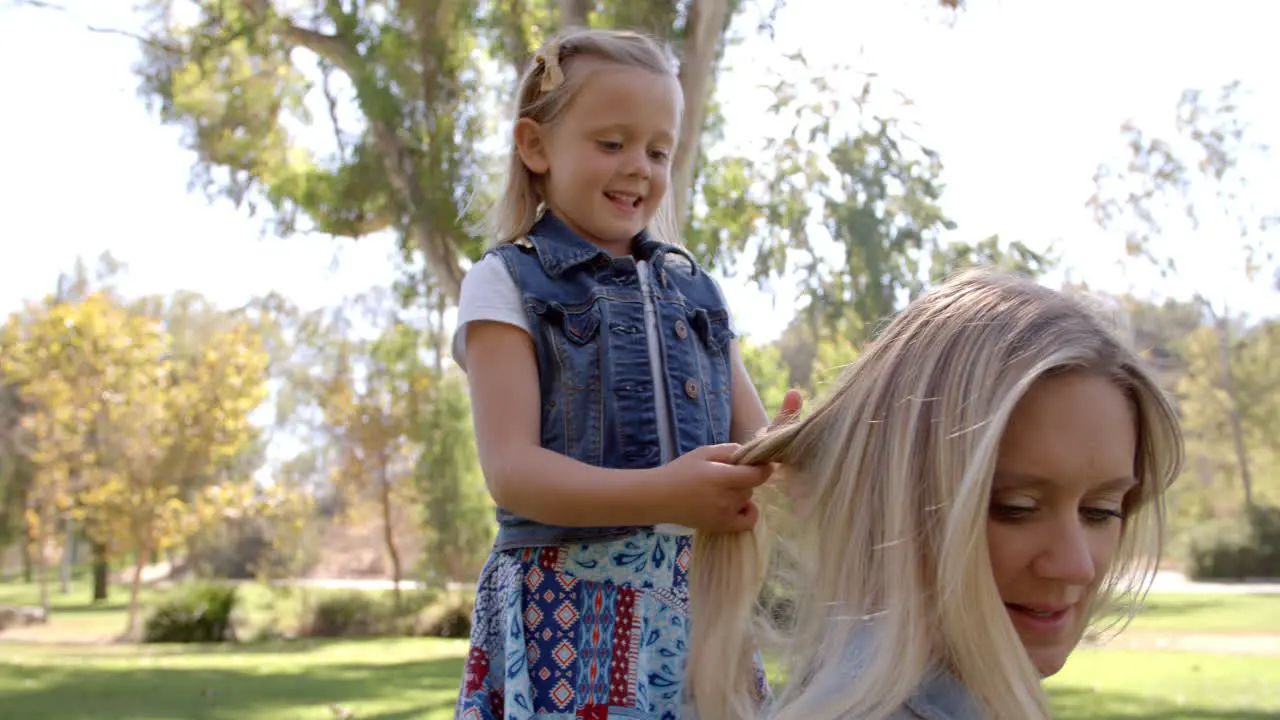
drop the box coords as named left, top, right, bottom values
left=532, top=300, right=605, bottom=464
left=688, top=307, right=733, bottom=388
left=687, top=306, right=734, bottom=443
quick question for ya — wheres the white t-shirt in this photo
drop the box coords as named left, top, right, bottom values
left=452, top=254, right=531, bottom=372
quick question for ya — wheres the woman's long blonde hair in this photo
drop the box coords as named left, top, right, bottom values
left=688, top=269, right=1184, bottom=720
left=481, top=27, right=684, bottom=248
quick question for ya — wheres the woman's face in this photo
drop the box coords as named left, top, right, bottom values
left=987, top=371, right=1138, bottom=677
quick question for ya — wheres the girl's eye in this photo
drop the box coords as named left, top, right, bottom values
left=597, top=140, right=622, bottom=152
left=649, top=149, right=671, bottom=162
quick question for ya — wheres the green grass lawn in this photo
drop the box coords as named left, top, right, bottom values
left=1, top=639, right=1277, bottom=720
left=3, top=576, right=1279, bottom=719
left=0, top=638, right=468, bottom=720
left=1121, top=592, right=1280, bottom=634
left=1048, top=648, right=1280, bottom=719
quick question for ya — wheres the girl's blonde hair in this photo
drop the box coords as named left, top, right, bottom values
left=688, top=269, right=1184, bottom=720
left=483, top=28, right=684, bottom=248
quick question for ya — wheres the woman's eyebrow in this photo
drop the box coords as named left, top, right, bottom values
left=991, top=472, right=1138, bottom=492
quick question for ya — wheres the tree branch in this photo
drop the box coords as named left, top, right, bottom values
left=501, top=0, right=532, bottom=76
left=9, top=0, right=67, bottom=9
left=673, top=0, right=730, bottom=227
left=86, top=25, right=181, bottom=54
left=369, top=123, right=465, bottom=302
left=237, top=0, right=356, bottom=71
left=319, top=61, right=347, bottom=160
left=560, top=0, right=589, bottom=28
left=277, top=23, right=355, bottom=70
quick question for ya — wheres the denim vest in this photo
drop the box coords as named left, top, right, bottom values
left=486, top=212, right=735, bottom=551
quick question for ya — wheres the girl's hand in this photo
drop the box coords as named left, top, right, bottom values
left=658, top=444, right=772, bottom=533
left=763, top=389, right=804, bottom=437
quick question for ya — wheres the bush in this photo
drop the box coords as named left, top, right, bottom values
left=414, top=592, right=474, bottom=638
left=303, top=591, right=390, bottom=638
left=1184, top=504, right=1280, bottom=580
left=142, top=583, right=239, bottom=643
left=0, top=605, right=47, bottom=632
left=185, top=514, right=320, bottom=582
left=299, top=589, right=475, bottom=639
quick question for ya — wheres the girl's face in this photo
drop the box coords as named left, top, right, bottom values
left=516, top=59, right=682, bottom=255
left=987, top=371, right=1138, bottom=677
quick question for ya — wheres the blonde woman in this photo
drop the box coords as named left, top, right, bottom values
left=687, top=269, right=1184, bottom=720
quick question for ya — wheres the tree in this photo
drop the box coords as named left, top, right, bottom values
left=313, top=295, right=429, bottom=606
left=0, top=377, right=34, bottom=582
left=117, top=0, right=765, bottom=303
left=708, top=56, right=1050, bottom=391
left=1176, top=318, right=1280, bottom=511
left=1089, top=80, right=1280, bottom=511
left=412, top=368, right=494, bottom=584
left=737, top=338, right=792, bottom=416
left=1, top=296, right=119, bottom=614
left=67, top=0, right=971, bottom=305
left=1, top=293, right=270, bottom=634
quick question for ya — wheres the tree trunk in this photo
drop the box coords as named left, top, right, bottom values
left=125, top=544, right=150, bottom=640
left=560, top=0, right=589, bottom=28
left=369, top=127, right=465, bottom=304
left=434, top=291, right=447, bottom=376
left=672, top=0, right=731, bottom=226
left=58, top=517, right=74, bottom=594
left=1216, top=314, right=1254, bottom=508
left=21, top=524, right=33, bottom=583
left=379, top=457, right=403, bottom=609
left=92, top=540, right=109, bottom=602
left=34, top=529, right=49, bottom=615
left=500, top=0, right=532, bottom=71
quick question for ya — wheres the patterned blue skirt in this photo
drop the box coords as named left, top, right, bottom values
left=454, top=531, right=769, bottom=719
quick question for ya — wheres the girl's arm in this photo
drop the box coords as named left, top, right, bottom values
left=728, top=339, right=771, bottom=444
left=466, top=320, right=768, bottom=529
left=728, top=339, right=804, bottom=445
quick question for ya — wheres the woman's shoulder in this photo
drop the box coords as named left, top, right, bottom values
left=897, top=669, right=983, bottom=720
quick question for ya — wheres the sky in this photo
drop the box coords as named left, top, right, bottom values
left=2, top=0, right=1278, bottom=349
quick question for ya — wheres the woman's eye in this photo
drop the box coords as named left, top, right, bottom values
left=990, top=503, right=1035, bottom=521
left=1082, top=507, right=1125, bottom=524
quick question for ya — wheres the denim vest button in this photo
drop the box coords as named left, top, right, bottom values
left=674, top=319, right=688, bottom=339
left=684, top=379, right=699, bottom=398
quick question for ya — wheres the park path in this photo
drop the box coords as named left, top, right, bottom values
left=1147, top=570, right=1280, bottom=596
left=1084, top=630, right=1280, bottom=657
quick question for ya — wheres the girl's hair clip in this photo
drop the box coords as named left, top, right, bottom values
left=536, top=44, right=566, bottom=93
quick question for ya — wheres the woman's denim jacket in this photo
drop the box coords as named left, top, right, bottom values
left=896, top=670, right=983, bottom=720
left=485, top=212, right=735, bottom=551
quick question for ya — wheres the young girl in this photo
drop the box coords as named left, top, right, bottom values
left=453, top=28, right=799, bottom=720
left=688, top=270, right=1183, bottom=720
